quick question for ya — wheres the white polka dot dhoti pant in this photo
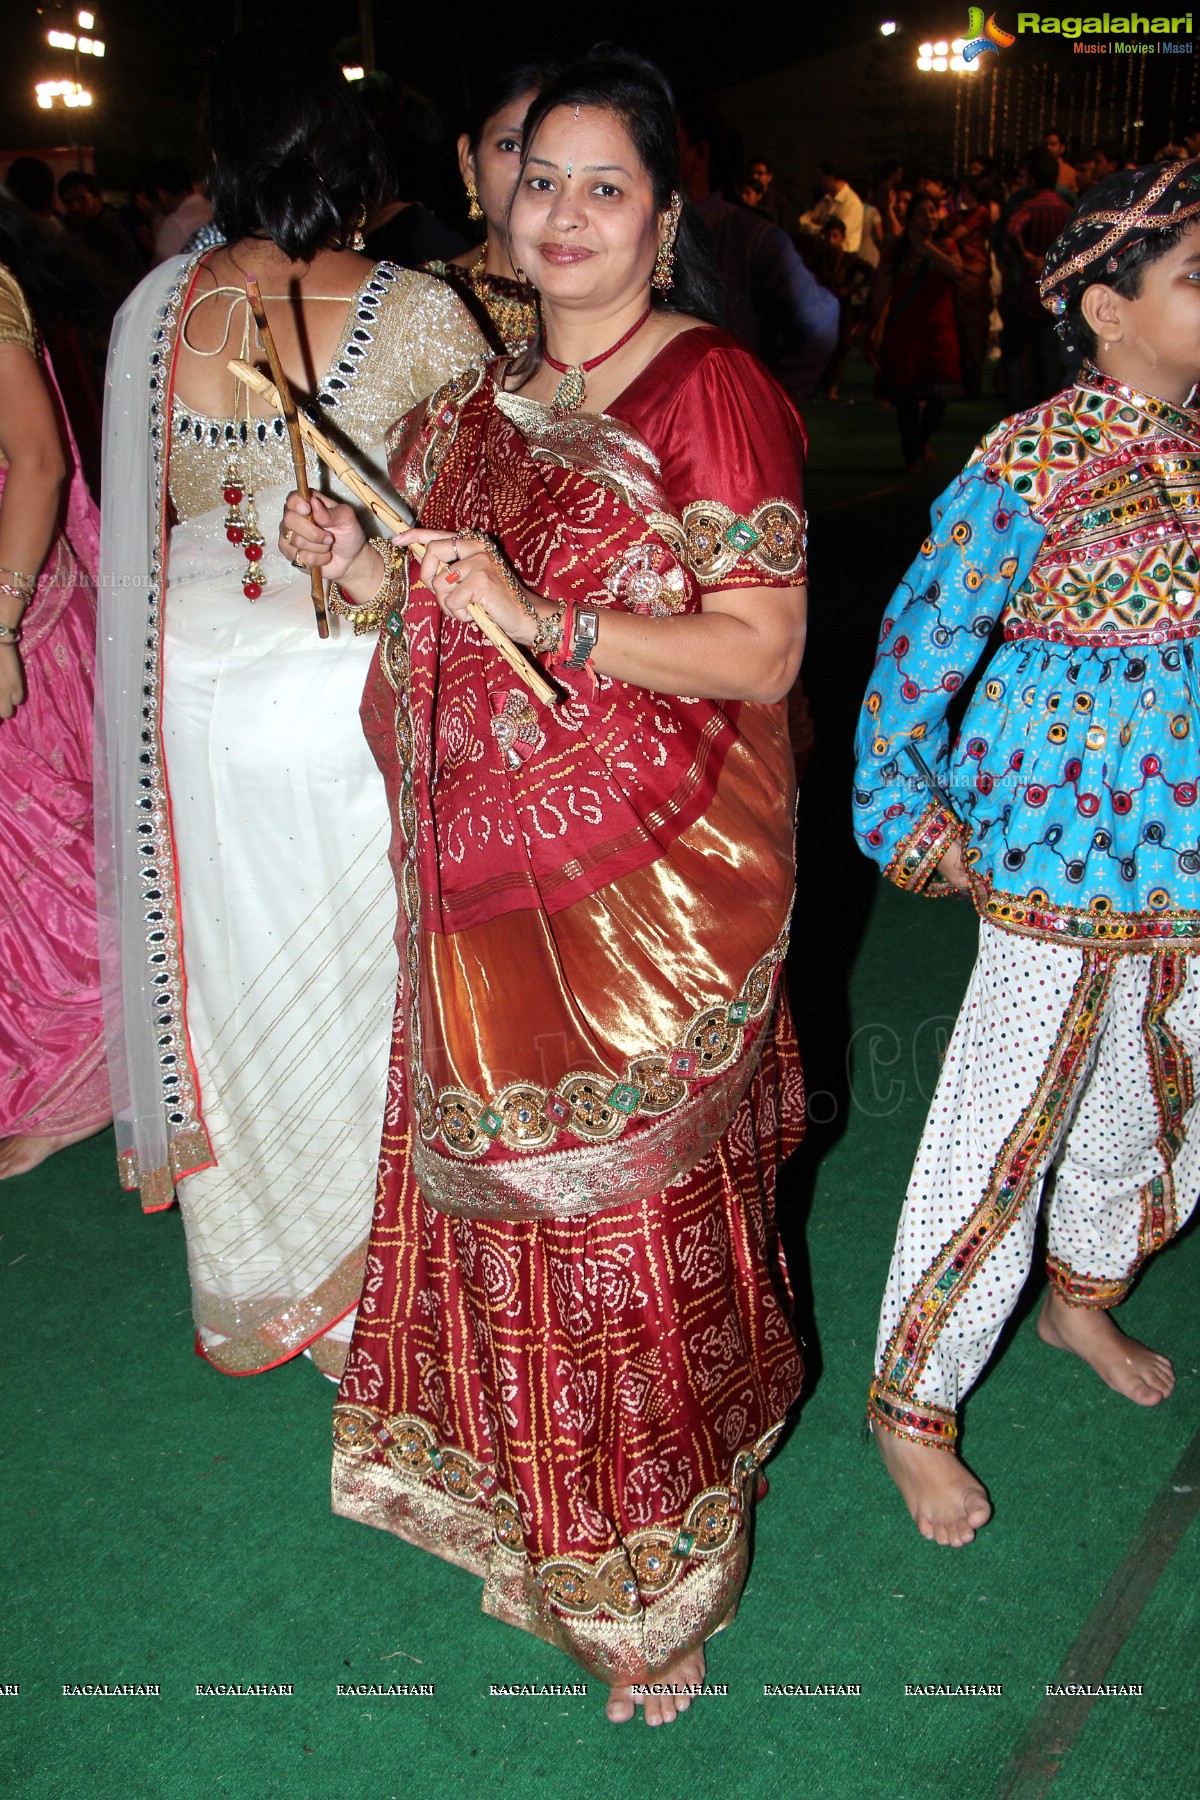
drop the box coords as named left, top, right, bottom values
left=869, top=920, right=1200, bottom=1451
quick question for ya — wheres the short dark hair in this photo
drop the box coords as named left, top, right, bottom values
left=1065, top=216, right=1193, bottom=358
left=818, top=157, right=849, bottom=182
left=5, top=156, right=56, bottom=213
left=1090, top=140, right=1124, bottom=167
left=58, top=169, right=100, bottom=200
left=749, top=154, right=772, bottom=172
left=1028, top=146, right=1062, bottom=192
left=149, top=159, right=195, bottom=201
left=203, top=27, right=393, bottom=260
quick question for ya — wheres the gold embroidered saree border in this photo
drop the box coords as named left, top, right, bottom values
left=193, top=1234, right=369, bottom=1375
left=331, top=1409, right=782, bottom=1683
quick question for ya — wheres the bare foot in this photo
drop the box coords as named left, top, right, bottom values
left=873, top=1424, right=992, bottom=1547
left=0, top=1120, right=109, bottom=1181
left=1037, top=1289, right=1174, bottom=1404
left=607, top=1643, right=706, bottom=1726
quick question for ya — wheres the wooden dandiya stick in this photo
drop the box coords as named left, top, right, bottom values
left=243, top=277, right=329, bottom=639
left=228, top=357, right=557, bottom=707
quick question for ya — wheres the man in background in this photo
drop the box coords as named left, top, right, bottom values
left=58, top=171, right=143, bottom=303
left=150, top=161, right=212, bottom=263
left=798, top=159, right=865, bottom=253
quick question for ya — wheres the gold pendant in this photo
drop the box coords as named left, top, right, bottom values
left=551, top=365, right=586, bottom=415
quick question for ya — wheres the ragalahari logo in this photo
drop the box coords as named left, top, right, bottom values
left=962, top=7, right=1017, bottom=58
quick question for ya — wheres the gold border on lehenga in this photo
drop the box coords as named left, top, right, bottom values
left=332, top=1407, right=785, bottom=1681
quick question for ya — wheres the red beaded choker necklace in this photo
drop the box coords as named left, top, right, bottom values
left=543, top=304, right=653, bottom=416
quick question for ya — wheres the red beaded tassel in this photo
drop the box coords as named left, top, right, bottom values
left=223, top=455, right=265, bottom=600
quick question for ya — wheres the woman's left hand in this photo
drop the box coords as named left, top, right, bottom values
left=392, top=528, right=537, bottom=645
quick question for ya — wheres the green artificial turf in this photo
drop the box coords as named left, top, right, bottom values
left=2, top=357, right=1195, bottom=1800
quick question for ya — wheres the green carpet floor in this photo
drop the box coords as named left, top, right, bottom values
left=2, top=360, right=1196, bottom=1800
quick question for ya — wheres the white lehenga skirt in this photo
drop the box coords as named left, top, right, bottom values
left=161, top=489, right=397, bottom=1377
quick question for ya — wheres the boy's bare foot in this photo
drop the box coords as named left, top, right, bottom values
left=873, top=1423, right=992, bottom=1546
left=0, top=1121, right=109, bottom=1181
left=607, top=1643, right=706, bottom=1726
left=1037, top=1289, right=1174, bottom=1404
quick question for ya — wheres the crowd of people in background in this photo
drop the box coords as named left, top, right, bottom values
left=6, top=106, right=1199, bottom=498
left=4, top=35, right=1200, bottom=1717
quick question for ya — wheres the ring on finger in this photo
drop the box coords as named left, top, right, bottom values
left=284, top=528, right=296, bottom=547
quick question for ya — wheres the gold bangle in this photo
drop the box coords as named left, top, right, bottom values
left=328, top=539, right=392, bottom=634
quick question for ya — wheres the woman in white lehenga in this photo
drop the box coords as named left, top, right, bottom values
left=97, top=33, right=486, bottom=1376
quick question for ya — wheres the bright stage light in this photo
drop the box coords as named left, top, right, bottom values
left=880, top=20, right=898, bottom=33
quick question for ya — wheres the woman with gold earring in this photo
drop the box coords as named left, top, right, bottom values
left=423, top=60, right=560, bottom=352
left=283, top=47, right=808, bottom=1727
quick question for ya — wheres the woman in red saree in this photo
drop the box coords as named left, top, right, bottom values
left=283, top=52, right=808, bottom=1725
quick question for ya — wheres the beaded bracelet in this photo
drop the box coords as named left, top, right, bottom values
left=327, top=538, right=393, bottom=635
left=531, top=602, right=566, bottom=659
left=0, top=581, right=30, bottom=606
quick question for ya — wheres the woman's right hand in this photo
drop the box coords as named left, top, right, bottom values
left=279, top=490, right=367, bottom=585
left=0, top=643, right=25, bottom=719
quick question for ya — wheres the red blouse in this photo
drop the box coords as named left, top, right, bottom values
left=609, top=328, right=808, bottom=590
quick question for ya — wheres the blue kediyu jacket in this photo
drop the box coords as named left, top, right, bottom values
left=853, top=364, right=1200, bottom=952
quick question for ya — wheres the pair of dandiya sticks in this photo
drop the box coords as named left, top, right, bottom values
left=233, top=276, right=556, bottom=706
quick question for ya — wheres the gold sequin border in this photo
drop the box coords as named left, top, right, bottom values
left=682, top=497, right=807, bottom=585
left=333, top=1405, right=783, bottom=1622
left=419, top=931, right=787, bottom=1167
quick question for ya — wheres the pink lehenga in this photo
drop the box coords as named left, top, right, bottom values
left=0, top=266, right=108, bottom=1144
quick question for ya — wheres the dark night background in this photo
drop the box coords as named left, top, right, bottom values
left=5, top=2, right=1199, bottom=211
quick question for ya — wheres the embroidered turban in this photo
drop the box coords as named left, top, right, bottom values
left=1039, top=157, right=1200, bottom=346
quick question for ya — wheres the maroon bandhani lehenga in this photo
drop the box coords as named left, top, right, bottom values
left=332, top=330, right=809, bottom=1682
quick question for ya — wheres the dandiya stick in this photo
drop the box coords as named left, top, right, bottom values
left=228, top=357, right=557, bottom=707
left=243, top=277, right=329, bottom=638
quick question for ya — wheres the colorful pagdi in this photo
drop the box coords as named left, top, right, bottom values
left=331, top=330, right=808, bottom=1681
left=0, top=266, right=109, bottom=1148
left=853, top=360, right=1200, bottom=1450
left=97, top=254, right=485, bottom=1375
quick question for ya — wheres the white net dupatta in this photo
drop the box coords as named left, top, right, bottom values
left=95, top=254, right=214, bottom=1209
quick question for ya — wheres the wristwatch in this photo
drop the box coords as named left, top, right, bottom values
left=567, top=606, right=600, bottom=669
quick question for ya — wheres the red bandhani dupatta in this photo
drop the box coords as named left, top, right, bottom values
left=361, top=363, right=796, bottom=1223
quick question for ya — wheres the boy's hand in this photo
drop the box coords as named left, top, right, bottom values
left=937, top=839, right=971, bottom=892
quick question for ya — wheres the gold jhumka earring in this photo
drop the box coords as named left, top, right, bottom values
left=466, top=178, right=484, bottom=223
left=652, top=191, right=683, bottom=293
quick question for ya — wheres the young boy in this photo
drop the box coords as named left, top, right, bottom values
left=852, top=160, right=1200, bottom=1545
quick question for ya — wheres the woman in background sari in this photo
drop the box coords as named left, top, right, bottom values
left=284, top=52, right=808, bottom=1724
left=0, top=206, right=109, bottom=1178
left=422, top=60, right=560, bottom=352
left=97, top=34, right=485, bottom=1375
